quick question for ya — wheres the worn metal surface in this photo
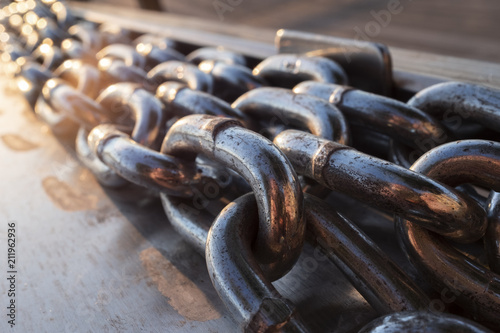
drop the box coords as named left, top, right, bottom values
left=0, top=71, right=391, bottom=332
left=161, top=115, right=304, bottom=280
left=359, top=312, right=492, bottom=333
left=273, top=130, right=487, bottom=243
left=232, top=87, right=350, bottom=144
left=276, top=30, right=392, bottom=96
left=396, top=140, right=500, bottom=328
left=293, top=81, right=445, bottom=150
left=1, top=3, right=498, bottom=332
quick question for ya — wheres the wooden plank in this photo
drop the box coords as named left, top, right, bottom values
left=68, top=2, right=500, bottom=92
left=114, top=0, right=500, bottom=63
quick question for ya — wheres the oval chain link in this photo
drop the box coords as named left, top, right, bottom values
left=1, top=1, right=499, bottom=332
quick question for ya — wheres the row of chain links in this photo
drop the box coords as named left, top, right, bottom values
left=2, top=1, right=500, bottom=332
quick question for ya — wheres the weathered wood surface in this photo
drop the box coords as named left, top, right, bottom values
left=94, top=0, right=500, bottom=63
left=70, top=2, right=500, bottom=91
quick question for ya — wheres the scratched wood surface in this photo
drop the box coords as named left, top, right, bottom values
left=93, top=0, right=500, bottom=63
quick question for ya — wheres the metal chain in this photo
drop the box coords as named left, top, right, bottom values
left=2, top=1, right=500, bottom=332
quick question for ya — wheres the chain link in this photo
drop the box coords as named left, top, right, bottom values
left=1, top=1, right=500, bottom=332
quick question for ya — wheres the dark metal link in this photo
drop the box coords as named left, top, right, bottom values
left=15, top=59, right=52, bottom=108
left=186, top=46, right=247, bottom=66
left=156, top=81, right=247, bottom=120
left=33, top=16, right=69, bottom=45
left=75, top=83, right=167, bottom=187
left=275, top=29, right=393, bottom=95
left=97, top=56, right=149, bottom=86
left=408, top=82, right=500, bottom=134
left=76, top=126, right=128, bottom=188
left=486, top=191, right=500, bottom=274
left=1, top=40, right=30, bottom=62
left=65, top=22, right=103, bottom=61
left=54, top=59, right=102, bottom=99
left=391, top=82, right=500, bottom=167
left=34, top=92, right=78, bottom=134
left=161, top=190, right=244, bottom=254
left=198, top=59, right=266, bottom=102
left=50, top=1, right=77, bottom=30
left=293, top=80, right=447, bottom=151
left=135, top=39, right=185, bottom=71
left=359, top=312, right=492, bottom=333
left=60, top=39, right=93, bottom=64
left=132, top=34, right=178, bottom=50
left=86, top=124, right=200, bottom=196
left=274, top=130, right=487, bottom=243
left=147, top=60, right=214, bottom=92
left=232, top=87, right=350, bottom=145
left=96, top=43, right=146, bottom=68
left=206, top=193, right=309, bottom=333
left=253, top=54, right=348, bottom=89
left=304, top=194, right=430, bottom=313
left=396, top=140, right=500, bottom=328
left=32, top=41, right=64, bottom=70
left=162, top=115, right=305, bottom=280
left=40, top=78, right=110, bottom=130
left=3, top=3, right=500, bottom=331
left=95, top=82, right=165, bottom=147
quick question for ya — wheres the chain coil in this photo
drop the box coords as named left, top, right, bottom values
left=1, top=1, right=500, bottom=332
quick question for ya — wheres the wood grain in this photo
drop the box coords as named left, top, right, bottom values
left=94, top=0, right=500, bottom=62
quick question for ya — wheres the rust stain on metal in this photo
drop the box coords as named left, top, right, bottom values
left=139, top=247, right=221, bottom=322
left=1, top=134, right=39, bottom=151
left=42, top=176, right=98, bottom=211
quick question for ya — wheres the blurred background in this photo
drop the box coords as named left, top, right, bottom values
left=94, top=0, right=499, bottom=63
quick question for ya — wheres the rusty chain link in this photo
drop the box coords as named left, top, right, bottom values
left=2, top=1, right=500, bottom=332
